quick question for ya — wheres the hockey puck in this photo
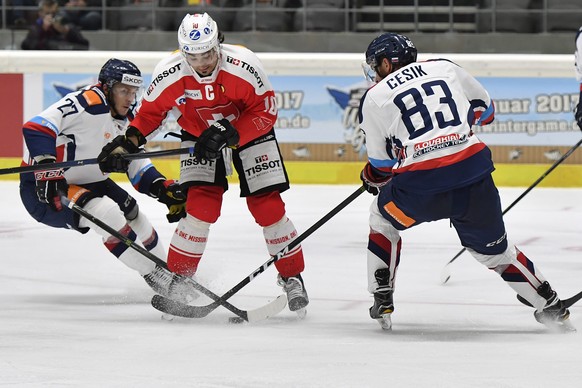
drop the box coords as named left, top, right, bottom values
left=228, top=316, right=246, bottom=324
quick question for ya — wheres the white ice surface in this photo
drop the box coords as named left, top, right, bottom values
left=1, top=181, right=581, bottom=387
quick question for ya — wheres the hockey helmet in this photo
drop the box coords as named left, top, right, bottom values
left=98, top=58, right=143, bottom=89
left=365, top=32, right=417, bottom=70
left=178, top=13, right=221, bottom=55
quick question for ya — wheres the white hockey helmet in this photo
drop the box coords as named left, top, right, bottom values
left=178, top=13, right=220, bottom=54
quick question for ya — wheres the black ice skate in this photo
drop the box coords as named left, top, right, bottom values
left=533, top=281, right=575, bottom=332
left=143, top=266, right=199, bottom=305
left=369, top=268, right=394, bottom=331
left=278, top=273, right=309, bottom=317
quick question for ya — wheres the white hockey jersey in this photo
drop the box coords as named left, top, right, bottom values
left=21, top=84, right=161, bottom=191
left=359, top=59, right=495, bottom=194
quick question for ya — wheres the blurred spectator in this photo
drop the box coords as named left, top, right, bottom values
left=21, top=0, right=89, bottom=50
left=61, top=0, right=102, bottom=30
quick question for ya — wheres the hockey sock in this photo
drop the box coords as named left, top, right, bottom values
left=127, top=210, right=165, bottom=259
left=469, top=244, right=549, bottom=310
left=263, top=216, right=305, bottom=278
left=368, top=203, right=401, bottom=293
left=79, top=197, right=155, bottom=275
left=167, top=214, right=210, bottom=276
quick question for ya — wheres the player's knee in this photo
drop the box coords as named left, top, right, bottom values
left=247, top=191, right=286, bottom=227
left=183, top=213, right=211, bottom=233
left=82, top=197, right=127, bottom=232
left=369, top=202, right=400, bottom=242
left=468, top=244, right=515, bottom=268
left=186, top=186, right=223, bottom=223
left=124, top=202, right=139, bottom=221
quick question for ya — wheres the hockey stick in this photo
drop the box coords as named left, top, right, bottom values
left=0, top=147, right=195, bottom=176
left=151, top=185, right=367, bottom=318
left=440, top=137, right=582, bottom=285
left=517, top=291, right=582, bottom=309
left=64, top=198, right=286, bottom=322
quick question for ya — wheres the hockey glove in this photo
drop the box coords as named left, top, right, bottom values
left=152, top=179, right=187, bottom=223
left=194, top=119, right=240, bottom=161
left=575, top=94, right=582, bottom=131
left=98, top=126, right=145, bottom=173
left=360, top=162, right=392, bottom=196
left=34, top=157, right=69, bottom=212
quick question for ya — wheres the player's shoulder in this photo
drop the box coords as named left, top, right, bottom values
left=220, top=44, right=270, bottom=90
left=151, top=51, right=185, bottom=77
left=146, top=51, right=187, bottom=97
left=221, top=44, right=264, bottom=71
left=75, top=85, right=109, bottom=115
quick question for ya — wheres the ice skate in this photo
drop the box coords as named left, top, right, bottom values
left=369, top=289, right=394, bottom=331
left=143, top=266, right=200, bottom=305
left=278, top=274, right=309, bottom=317
left=369, top=268, right=394, bottom=331
left=533, top=282, right=575, bottom=333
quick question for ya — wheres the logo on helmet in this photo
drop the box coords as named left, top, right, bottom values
left=121, top=74, right=142, bottom=86
left=189, top=30, right=201, bottom=41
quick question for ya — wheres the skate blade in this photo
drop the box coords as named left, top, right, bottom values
left=539, top=317, right=577, bottom=333
left=295, top=307, right=307, bottom=320
left=161, top=313, right=175, bottom=321
left=376, top=313, right=392, bottom=331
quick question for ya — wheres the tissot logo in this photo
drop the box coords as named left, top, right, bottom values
left=254, top=155, right=268, bottom=163
left=226, top=56, right=264, bottom=88
left=147, top=63, right=182, bottom=96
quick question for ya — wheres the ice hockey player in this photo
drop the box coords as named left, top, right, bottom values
left=358, top=32, right=574, bottom=331
left=19, top=58, right=196, bottom=302
left=97, top=13, right=309, bottom=315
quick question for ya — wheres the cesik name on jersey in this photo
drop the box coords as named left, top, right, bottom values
left=360, top=59, right=496, bottom=194
left=133, top=44, right=277, bottom=147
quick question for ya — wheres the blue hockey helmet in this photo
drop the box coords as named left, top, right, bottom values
left=98, top=58, right=143, bottom=89
left=365, top=33, right=417, bottom=70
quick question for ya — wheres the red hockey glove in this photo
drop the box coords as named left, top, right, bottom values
left=360, top=162, right=392, bottom=196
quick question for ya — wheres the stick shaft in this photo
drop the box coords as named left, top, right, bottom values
left=0, top=147, right=194, bottom=175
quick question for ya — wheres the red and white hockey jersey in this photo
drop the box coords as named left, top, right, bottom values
left=133, top=44, right=277, bottom=147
